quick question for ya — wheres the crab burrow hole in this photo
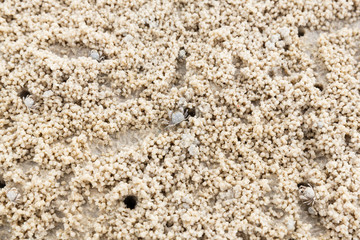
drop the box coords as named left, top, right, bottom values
left=297, top=182, right=308, bottom=188
left=124, top=195, right=137, bottom=209
left=19, top=89, right=31, bottom=99
left=185, top=107, right=196, bottom=117
left=314, top=83, right=324, bottom=92
left=298, top=26, right=306, bottom=37
left=0, top=178, right=5, bottom=189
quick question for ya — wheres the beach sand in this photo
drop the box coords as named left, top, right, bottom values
left=1, top=0, right=360, bottom=239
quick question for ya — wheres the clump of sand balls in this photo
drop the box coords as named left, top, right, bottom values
left=1, top=1, right=360, bottom=239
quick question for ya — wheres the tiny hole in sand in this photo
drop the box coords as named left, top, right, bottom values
left=284, top=44, right=290, bottom=51
left=124, top=195, right=137, bottom=209
left=19, top=89, right=31, bottom=99
left=62, top=74, right=70, bottom=83
left=251, top=100, right=260, bottom=106
left=345, top=134, right=351, bottom=145
left=185, top=107, right=196, bottom=117
left=0, top=179, right=5, bottom=189
left=314, top=83, right=324, bottom=91
left=298, top=27, right=305, bottom=37
left=236, top=231, right=249, bottom=239
left=297, top=182, right=310, bottom=188
left=166, top=221, right=174, bottom=227
left=268, top=69, right=275, bottom=77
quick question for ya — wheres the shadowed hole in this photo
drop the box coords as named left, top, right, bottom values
left=185, top=107, right=196, bottom=117
left=314, top=83, right=324, bottom=91
left=124, top=195, right=137, bottom=209
left=251, top=100, right=260, bottom=106
left=19, top=90, right=31, bottom=99
left=268, top=69, right=275, bottom=77
left=166, top=221, right=174, bottom=227
left=297, top=182, right=311, bottom=188
left=298, top=27, right=305, bottom=37
left=345, top=134, right=351, bottom=145
left=236, top=231, right=249, bottom=240
left=0, top=179, right=5, bottom=189
left=61, top=74, right=69, bottom=83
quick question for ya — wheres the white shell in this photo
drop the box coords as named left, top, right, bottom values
left=90, top=50, right=100, bottom=61
left=171, top=111, right=185, bottom=125
left=7, top=188, right=20, bottom=202
left=24, top=96, right=35, bottom=108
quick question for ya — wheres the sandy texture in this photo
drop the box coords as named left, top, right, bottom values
left=1, top=0, right=360, bottom=239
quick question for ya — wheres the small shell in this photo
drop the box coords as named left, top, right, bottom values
left=90, top=50, right=100, bottom=61
left=24, top=96, right=35, bottom=108
left=6, top=188, right=20, bottom=202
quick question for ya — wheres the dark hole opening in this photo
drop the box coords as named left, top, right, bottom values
left=268, top=69, right=275, bottom=77
left=284, top=44, right=290, bottom=51
left=328, top=198, right=336, bottom=205
left=314, top=83, right=324, bottom=91
left=19, top=90, right=31, bottom=99
left=185, top=107, right=196, bottom=117
left=61, top=74, right=69, bottom=83
left=345, top=134, right=351, bottom=145
left=251, top=100, right=260, bottom=106
left=297, top=182, right=310, bottom=188
left=166, top=221, right=174, bottom=227
left=298, top=27, right=305, bottom=37
left=124, top=195, right=137, bottom=209
left=0, top=179, right=5, bottom=189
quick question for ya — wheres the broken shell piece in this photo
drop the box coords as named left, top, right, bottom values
left=6, top=188, right=20, bottom=203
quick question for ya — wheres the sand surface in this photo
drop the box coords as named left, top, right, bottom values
left=1, top=1, right=360, bottom=239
